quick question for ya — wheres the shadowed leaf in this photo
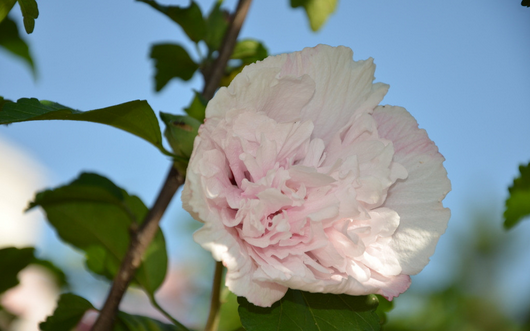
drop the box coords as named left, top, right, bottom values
left=40, top=293, right=94, bottom=331
left=17, top=0, right=39, bottom=33
left=0, top=247, right=34, bottom=294
left=28, top=173, right=168, bottom=295
left=115, top=311, right=190, bottom=331
left=150, top=43, right=198, bottom=91
left=0, top=97, right=173, bottom=156
left=504, top=162, right=530, bottom=229
left=138, top=0, right=205, bottom=43
left=238, top=289, right=380, bottom=331
left=0, top=16, right=35, bottom=75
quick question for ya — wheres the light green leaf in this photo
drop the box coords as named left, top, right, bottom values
left=0, top=247, right=34, bottom=294
left=183, top=91, right=206, bottom=123
left=238, top=290, right=380, bottom=331
left=220, top=39, right=268, bottom=87
left=204, top=1, right=229, bottom=53
left=231, top=39, right=268, bottom=64
left=0, top=16, right=35, bottom=75
left=0, top=97, right=173, bottom=156
left=115, top=311, right=190, bottom=331
left=138, top=0, right=205, bottom=43
left=290, top=0, right=337, bottom=31
left=40, top=293, right=94, bottom=331
left=150, top=43, right=198, bottom=92
left=17, top=0, right=39, bottom=34
left=0, top=0, right=16, bottom=23
left=28, top=172, right=168, bottom=295
left=504, top=162, right=530, bottom=229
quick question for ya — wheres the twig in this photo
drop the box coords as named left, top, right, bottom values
left=91, top=0, right=253, bottom=329
left=202, top=0, right=252, bottom=100
left=91, top=167, right=184, bottom=331
left=204, top=262, right=224, bottom=331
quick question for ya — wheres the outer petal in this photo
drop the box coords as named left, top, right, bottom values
left=373, top=105, right=451, bottom=275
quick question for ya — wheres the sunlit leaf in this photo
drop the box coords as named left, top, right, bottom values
left=138, top=0, right=205, bottom=43
left=0, top=247, right=34, bottom=294
left=504, top=162, right=530, bottom=229
left=40, top=293, right=94, bottom=331
left=28, top=172, right=168, bottom=295
left=290, top=0, right=337, bottom=31
left=17, top=0, right=39, bottom=34
left=220, top=39, right=268, bottom=87
left=0, top=0, right=16, bottom=23
left=231, top=39, right=268, bottom=64
left=115, top=311, right=190, bottom=331
left=0, top=16, right=35, bottom=75
left=238, top=290, right=380, bottom=331
left=150, top=43, right=198, bottom=92
left=183, top=90, right=206, bottom=123
left=0, top=97, right=173, bottom=156
left=204, top=1, right=229, bottom=53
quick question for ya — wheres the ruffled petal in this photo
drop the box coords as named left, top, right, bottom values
left=373, top=105, right=451, bottom=274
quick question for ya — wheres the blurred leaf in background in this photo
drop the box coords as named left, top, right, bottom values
left=504, top=162, right=530, bottom=230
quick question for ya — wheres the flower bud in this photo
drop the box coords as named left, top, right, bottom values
left=160, top=112, right=201, bottom=173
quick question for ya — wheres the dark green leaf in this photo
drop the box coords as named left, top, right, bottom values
left=0, top=247, right=34, bottom=294
left=0, top=16, right=35, bottom=75
left=39, top=293, right=94, bottom=331
left=183, top=91, right=206, bottom=123
left=0, top=0, right=16, bottom=23
left=504, top=162, right=530, bottom=229
left=290, top=0, right=337, bottom=31
left=374, top=295, right=393, bottom=325
left=150, top=43, right=198, bottom=92
left=29, top=172, right=168, bottom=295
left=0, top=98, right=173, bottom=156
left=138, top=0, right=205, bottom=43
left=204, top=2, right=229, bottom=53
left=16, top=0, right=39, bottom=34
left=115, top=311, right=190, bottom=331
left=31, top=257, right=69, bottom=288
left=522, top=0, right=530, bottom=7
left=238, top=290, right=380, bottom=331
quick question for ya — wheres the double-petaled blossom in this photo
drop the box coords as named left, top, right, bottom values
left=182, top=45, right=451, bottom=307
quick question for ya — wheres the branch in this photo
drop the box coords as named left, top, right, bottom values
left=91, top=167, right=184, bottom=331
left=202, top=0, right=252, bottom=100
left=91, top=0, right=253, bottom=329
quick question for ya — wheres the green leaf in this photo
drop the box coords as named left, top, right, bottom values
left=238, top=290, right=380, bottom=331
left=0, top=16, right=35, bottom=75
left=220, top=39, right=268, bottom=87
left=290, top=0, right=337, bottom=31
left=0, top=98, right=173, bottom=156
left=39, top=293, right=94, bottom=331
left=28, top=172, right=168, bottom=295
left=522, top=0, right=530, bottom=8
left=0, top=0, right=16, bottom=23
left=138, top=0, right=205, bottom=43
left=504, top=162, right=530, bottom=229
left=115, top=311, right=190, bottom=331
left=374, top=295, right=393, bottom=325
left=204, top=1, right=229, bottom=54
left=231, top=39, right=268, bottom=65
left=0, top=247, right=34, bottom=294
left=218, top=289, right=242, bottom=331
left=150, top=43, right=198, bottom=92
left=160, top=112, right=200, bottom=163
left=17, top=0, right=39, bottom=34
left=183, top=91, right=206, bottom=123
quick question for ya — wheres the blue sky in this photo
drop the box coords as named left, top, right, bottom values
left=1, top=0, right=530, bottom=321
